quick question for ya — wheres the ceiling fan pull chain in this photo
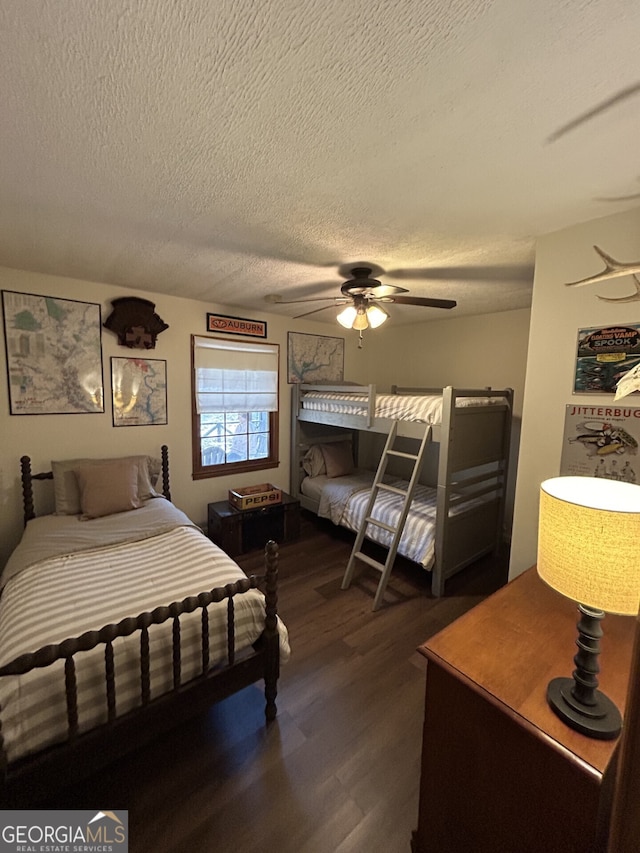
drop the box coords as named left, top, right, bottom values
left=358, top=330, right=364, bottom=348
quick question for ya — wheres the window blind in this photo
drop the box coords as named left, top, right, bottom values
left=194, top=336, right=278, bottom=413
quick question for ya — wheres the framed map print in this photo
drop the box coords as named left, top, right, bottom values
left=111, top=357, right=168, bottom=426
left=2, top=290, right=104, bottom=414
left=287, top=332, right=345, bottom=383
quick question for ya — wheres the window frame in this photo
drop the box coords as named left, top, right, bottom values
left=191, top=335, right=279, bottom=480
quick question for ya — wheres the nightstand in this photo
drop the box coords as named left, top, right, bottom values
left=207, top=492, right=300, bottom=557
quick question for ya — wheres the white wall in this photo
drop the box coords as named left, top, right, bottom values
left=509, top=205, right=640, bottom=579
left=0, top=267, right=367, bottom=567
left=361, top=308, right=531, bottom=404
left=361, top=308, right=531, bottom=533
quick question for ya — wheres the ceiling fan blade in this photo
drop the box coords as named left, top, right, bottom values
left=380, top=295, right=457, bottom=309
left=342, top=282, right=410, bottom=298
left=294, top=304, right=343, bottom=319
left=368, top=284, right=409, bottom=297
left=265, top=293, right=347, bottom=305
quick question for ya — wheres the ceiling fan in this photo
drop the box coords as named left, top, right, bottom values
left=266, top=266, right=457, bottom=343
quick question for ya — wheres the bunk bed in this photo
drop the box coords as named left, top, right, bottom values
left=0, top=446, right=289, bottom=806
left=290, top=383, right=514, bottom=600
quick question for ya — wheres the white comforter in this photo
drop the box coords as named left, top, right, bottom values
left=0, top=499, right=290, bottom=763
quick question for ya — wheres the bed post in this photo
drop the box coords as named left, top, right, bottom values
left=367, top=385, right=376, bottom=427
left=494, top=388, right=514, bottom=554
left=263, top=539, right=280, bottom=722
left=290, top=385, right=302, bottom=498
left=432, top=387, right=455, bottom=597
left=20, top=456, right=35, bottom=527
left=160, top=445, right=171, bottom=501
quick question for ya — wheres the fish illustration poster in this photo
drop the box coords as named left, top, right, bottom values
left=574, top=324, right=640, bottom=394
left=561, top=404, right=639, bottom=482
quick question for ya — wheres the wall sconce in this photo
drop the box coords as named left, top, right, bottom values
left=537, top=476, right=640, bottom=739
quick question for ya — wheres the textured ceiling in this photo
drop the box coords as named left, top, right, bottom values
left=1, top=0, right=640, bottom=325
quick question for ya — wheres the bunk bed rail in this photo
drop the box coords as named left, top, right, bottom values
left=292, top=383, right=377, bottom=426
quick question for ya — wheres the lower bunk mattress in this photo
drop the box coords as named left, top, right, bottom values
left=302, top=471, right=492, bottom=569
left=302, top=471, right=440, bottom=567
left=0, top=499, right=290, bottom=764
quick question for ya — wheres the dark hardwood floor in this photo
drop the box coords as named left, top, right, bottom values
left=39, top=511, right=509, bottom=852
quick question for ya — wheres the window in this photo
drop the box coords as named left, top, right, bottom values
left=192, top=335, right=279, bottom=479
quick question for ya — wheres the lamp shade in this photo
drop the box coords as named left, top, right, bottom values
left=537, top=476, right=640, bottom=615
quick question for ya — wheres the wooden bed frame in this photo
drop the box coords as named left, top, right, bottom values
left=290, top=383, right=514, bottom=597
left=0, top=445, right=281, bottom=806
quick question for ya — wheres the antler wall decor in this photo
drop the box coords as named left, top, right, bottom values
left=564, top=246, right=640, bottom=303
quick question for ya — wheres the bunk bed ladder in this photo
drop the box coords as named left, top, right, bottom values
left=341, top=421, right=432, bottom=611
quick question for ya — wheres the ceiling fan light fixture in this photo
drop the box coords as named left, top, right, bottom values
left=337, top=301, right=389, bottom=331
left=352, top=305, right=369, bottom=331
left=366, top=304, right=389, bottom=328
left=337, top=305, right=358, bottom=328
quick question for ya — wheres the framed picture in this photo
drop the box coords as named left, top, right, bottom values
left=574, top=323, right=640, bottom=394
left=111, top=357, right=168, bottom=427
left=287, top=331, right=345, bottom=384
left=560, top=403, right=639, bottom=482
left=2, top=290, right=104, bottom=414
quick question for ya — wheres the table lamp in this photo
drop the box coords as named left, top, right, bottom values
left=537, top=476, right=640, bottom=740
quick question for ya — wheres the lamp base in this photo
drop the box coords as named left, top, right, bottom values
left=547, top=677, right=622, bottom=740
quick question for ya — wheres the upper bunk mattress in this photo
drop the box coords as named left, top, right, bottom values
left=300, top=391, right=506, bottom=423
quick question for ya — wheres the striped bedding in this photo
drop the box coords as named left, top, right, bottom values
left=319, top=475, right=440, bottom=568
left=301, top=390, right=504, bottom=423
left=341, top=479, right=442, bottom=567
left=0, top=500, right=290, bottom=763
left=310, top=473, right=491, bottom=568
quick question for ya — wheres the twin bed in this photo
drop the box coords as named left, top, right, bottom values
left=0, top=447, right=289, bottom=805
left=291, top=383, right=514, bottom=598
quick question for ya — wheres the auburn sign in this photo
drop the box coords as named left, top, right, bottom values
left=206, top=313, right=267, bottom=338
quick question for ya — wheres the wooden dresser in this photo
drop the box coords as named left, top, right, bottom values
left=412, top=567, right=635, bottom=853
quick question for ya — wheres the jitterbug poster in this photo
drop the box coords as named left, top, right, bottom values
left=560, top=403, right=639, bottom=482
